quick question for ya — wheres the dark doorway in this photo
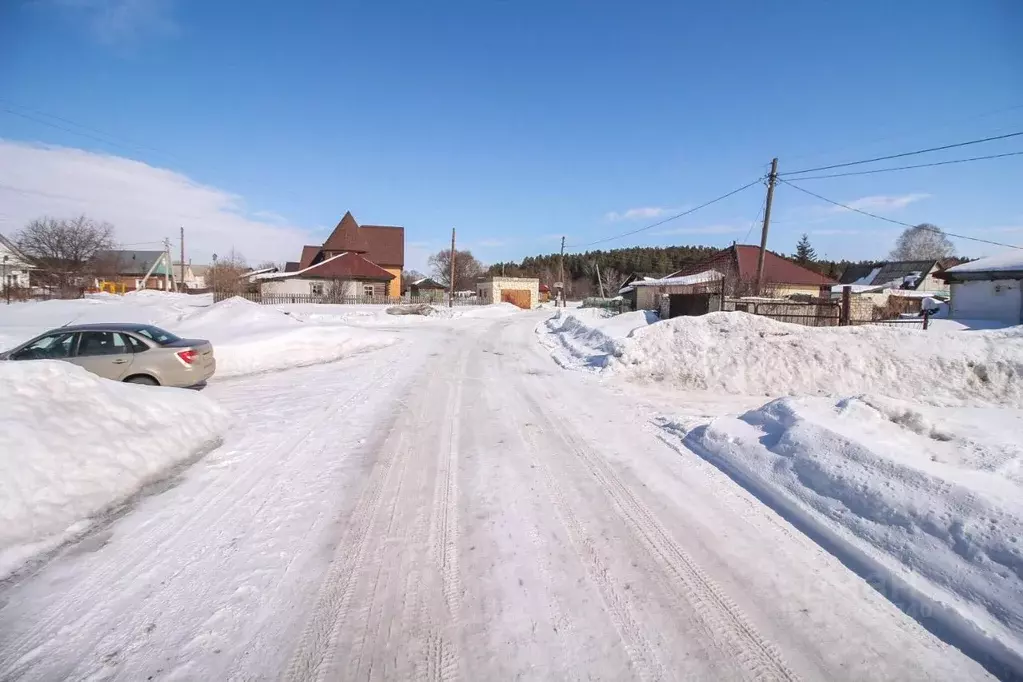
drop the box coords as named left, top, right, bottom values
left=668, top=293, right=711, bottom=318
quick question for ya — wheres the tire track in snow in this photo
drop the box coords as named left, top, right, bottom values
left=285, top=348, right=469, bottom=682
left=0, top=359, right=400, bottom=677
left=425, top=352, right=467, bottom=681
left=519, top=381, right=800, bottom=682
left=516, top=414, right=666, bottom=681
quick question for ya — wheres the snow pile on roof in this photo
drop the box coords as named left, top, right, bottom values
left=678, top=395, right=1023, bottom=673
left=540, top=309, right=658, bottom=370
left=175, top=297, right=397, bottom=377
left=946, top=251, right=1023, bottom=274
left=0, top=360, right=228, bottom=576
left=629, top=270, right=725, bottom=288
left=614, top=311, right=1023, bottom=406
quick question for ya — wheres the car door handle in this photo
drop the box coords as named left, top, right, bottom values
left=112, top=358, right=129, bottom=364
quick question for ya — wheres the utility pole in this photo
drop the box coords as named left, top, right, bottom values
left=163, top=238, right=172, bottom=291
left=559, top=236, right=566, bottom=307
left=449, top=228, right=456, bottom=308
left=179, top=226, right=185, bottom=292
left=754, top=157, right=779, bottom=297
left=595, top=260, right=605, bottom=298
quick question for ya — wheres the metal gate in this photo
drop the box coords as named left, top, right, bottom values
left=501, top=289, right=532, bottom=309
left=668, top=293, right=711, bottom=318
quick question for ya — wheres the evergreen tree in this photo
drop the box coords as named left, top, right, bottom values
left=795, top=234, right=817, bottom=264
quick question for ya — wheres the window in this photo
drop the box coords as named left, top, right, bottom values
left=125, top=334, right=150, bottom=353
left=77, top=331, right=129, bottom=357
left=12, top=332, right=77, bottom=360
left=134, top=326, right=181, bottom=345
left=363, top=284, right=375, bottom=298
left=310, top=282, right=324, bottom=296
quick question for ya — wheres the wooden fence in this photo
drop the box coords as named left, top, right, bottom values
left=213, top=291, right=484, bottom=306
left=717, top=296, right=930, bottom=329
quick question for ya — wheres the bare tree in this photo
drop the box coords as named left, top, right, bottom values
left=428, top=248, right=483, bottom=292
left=401, top=269, right=425, bottom=294
left=211, top=249, right=251, bottom=297
left=254, top=260, right=280, bottom=272
left=16, top=215, right=115, bottom=294
left=602, top=267, right=626, bottom=297
left=889, top=224, right=956, bottom=261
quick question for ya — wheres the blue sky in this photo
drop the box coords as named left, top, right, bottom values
left=0, top=0, right=1021, bottom=271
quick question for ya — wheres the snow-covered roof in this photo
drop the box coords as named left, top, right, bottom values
left=830, top=283, right=884, bottom=293
left=629, top=270, right=725, bottom=288
left=944, top=250, right=1023, bottom=274
left=253, top=253, right=348, bottom=280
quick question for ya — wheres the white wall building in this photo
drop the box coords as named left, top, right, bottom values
left=938, top=252, right=1023, bottom=325
left=0, top=233, right=35, bottom=290
left=476, top=277, right=540, bottom=309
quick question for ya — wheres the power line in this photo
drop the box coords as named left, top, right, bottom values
left=0, top=106, right=182, bottom=163
left=743, top=195, right=767, bottom=244
left=779, top=178, right=1023, bottom=250
left=566, top=178, right=763, bottom=250
left=782, top=131, right=1023, bottom=176
left=786, top=150, right=1023, bottom=180
left=783, top=102, right=1023, bottom=166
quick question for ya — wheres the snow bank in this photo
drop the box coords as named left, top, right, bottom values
left=614, top=312, right=1023, bottom=407
left=0, top=361, right=228, bottom=574
left=175, top=297, right=397, bottom=378
left=678, top=395, right=1023, bottom=675
left=0, top=291, right=210, bottom=353
left=541, top=309, right=657, bottom=369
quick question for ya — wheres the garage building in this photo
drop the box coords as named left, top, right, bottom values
left=476, top=277, right=540, bottom=309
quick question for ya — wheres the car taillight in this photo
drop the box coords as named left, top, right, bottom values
left=177, top=349, right=199, bottom=365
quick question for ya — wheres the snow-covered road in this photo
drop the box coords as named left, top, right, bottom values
left=0, top=313, right=991, bottom=680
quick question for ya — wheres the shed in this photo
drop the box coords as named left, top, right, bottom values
left=936, top=252, right=1023, bottom=325
left=476, top=276, right=540, bottom=309
left=624, top=270, right=725, bottom=311
left=409, top=277, right=447, bottom=300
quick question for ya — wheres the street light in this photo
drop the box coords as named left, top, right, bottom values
left=211, top=253, right=218, bottom=298
left=2, top=255, right=8, bottom=305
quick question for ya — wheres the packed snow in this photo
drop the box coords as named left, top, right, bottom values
left=541, top=307, right=1023, bottom=675
left=0, top=360, right=228, bottom=577
left=677, top=395, right=1023, bottom=675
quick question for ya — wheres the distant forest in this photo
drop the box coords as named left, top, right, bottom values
left=487, top=245, right=857, bottom=297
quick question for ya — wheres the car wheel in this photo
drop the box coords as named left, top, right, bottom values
left=124, top=375, right=159, bottom=386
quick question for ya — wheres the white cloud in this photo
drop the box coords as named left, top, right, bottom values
left=605, top=206, right=682, bottom=222
left=54, top=0, right=179, bottom=44
left=0, top=140, right=318, bottom=266
left=830, top=193, right=931, bottom=214
left=651, top=224, right=743, bottom=236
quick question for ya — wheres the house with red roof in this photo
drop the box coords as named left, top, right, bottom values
left=666, top=244, right=835, bottom=298
left=259, top=211, right=405, bottom=298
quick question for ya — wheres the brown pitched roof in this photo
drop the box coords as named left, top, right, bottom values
left=283, top=261, right=300, bottom=273
left=299, top=245, right=321, bottom=270
left=670, top=245, right=835, bottom=286
left=733, top=245, right=834, bottom=285
left=300, top=213, right=405, bottom=269
left=291, top=252, right=395, bottom=281
left=322, top=211, right=370, bottom=253
left=361, top=225, right=404, bottom=267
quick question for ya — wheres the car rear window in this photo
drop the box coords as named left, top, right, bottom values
left=134, top=326, right=181, bottom=345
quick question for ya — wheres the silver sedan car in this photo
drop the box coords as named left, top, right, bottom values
left=0, top=323, right=216, bottom=388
